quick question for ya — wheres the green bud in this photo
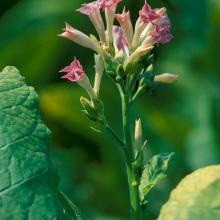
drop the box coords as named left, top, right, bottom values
left=116, top=64, right=126, bottom=78
left=131, top=60, right=144, bottom=76
left=124, top=62, right=133, bottom=75
left=143, top=54, right=154, bottom=67
left=139, top=64, right=155, bottom=88
left=93, top=98, right=104, bottom=114
left=135, top=119, right=143, bottom=151
left=80, top=96, right=99, bottom=121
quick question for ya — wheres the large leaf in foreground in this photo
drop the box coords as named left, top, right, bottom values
left=0, top=66, right=83, bottom=219
left=158, top=165, right=220, bottom=220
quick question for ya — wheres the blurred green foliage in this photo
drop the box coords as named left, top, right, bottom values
left=0, top=0, right=220, bottom=219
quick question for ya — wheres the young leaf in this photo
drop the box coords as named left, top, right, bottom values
left=139, top=153, right=174, bottom=205
left=158, top=165, right=220, bottom=220
left=0, top=66, right=86, bottom=220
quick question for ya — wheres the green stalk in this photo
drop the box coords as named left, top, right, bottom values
left=121, top=93, right=141, bottom=220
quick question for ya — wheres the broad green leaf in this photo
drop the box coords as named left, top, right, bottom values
left=158, top=165, right=220, bottom=220
left=0, top=66, right=85, bottom=220
left=139, top=153, right=173, bottom=205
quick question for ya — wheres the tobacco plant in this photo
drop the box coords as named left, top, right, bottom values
left=1, top=1, right=220, bottom=220
left=58, top=0, right=176, bottom=219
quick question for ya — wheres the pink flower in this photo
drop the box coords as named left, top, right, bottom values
left=59, top=23, right=99, bottom=52
left=139, top=1, right=160, bottom=24
left=60, top=58, right=85, bottom=82
left=140, top=8, right=169, bottom=43
left=154, top=8, right=171, bottom=27
left=77, top=1, right=106, bottom=44
left=150, top=25, right=173, bottom=44
left=113, top=26, right=129, bottom=59
left=132, top=2, right=167, bottom=49
left=115, top=8, right=134, bottom=48
left=98, top=0, right=121, bottom=10
left=60, top=59, right=97, bottom=99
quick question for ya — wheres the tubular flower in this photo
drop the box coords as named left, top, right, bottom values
left=113, top=26, right=130, bottom=59
left=59, top=23, right=99, bottom=52
left=98, top=0, right=122, bottom=42
left=60, top=59, right=97, bottom=99
left=115, top=8, right=134, bottom=48
left=77, top=1, right=106, bottom=44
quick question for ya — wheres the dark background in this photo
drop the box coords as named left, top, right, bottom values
left=0, top=0, right=220, bottom=219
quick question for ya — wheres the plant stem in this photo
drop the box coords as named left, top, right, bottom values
left=105, top=122, right=125, bottom=147
left=121, top=93, right=141, bottom=220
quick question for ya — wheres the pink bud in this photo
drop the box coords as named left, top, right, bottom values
left=77, top=1, right=106, bottom=44
left=60, top=59, right=97, bottom=99
left=59, top=23, right=99, bottom=52
left=115, top=8, right=134, bottom=48
left=139, top=1, right=160, bottom=24
left=113, top=26, right=130, bottom=59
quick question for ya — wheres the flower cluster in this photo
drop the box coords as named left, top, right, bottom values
left=59, top=0, right=176, bottom=109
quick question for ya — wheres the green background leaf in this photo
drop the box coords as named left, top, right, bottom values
left=139, top=153, right=173, bottom=205
left=158, top=165, right=220, bottom=220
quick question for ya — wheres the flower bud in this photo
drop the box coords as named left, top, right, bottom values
left=135, top=119, right=142, bottom=151
left=113, top=26, right=129, bottom=59
left=154, top=73, right=178, bottom=83
left=139, top=64, right=154, bottom=89
left=80, top=96, right=99, bottom=121
left=125, top=44, right=153, bottom=66
left=115, top=49, right=125, bottom=63
left=59, top=23, right=99, bottom=52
